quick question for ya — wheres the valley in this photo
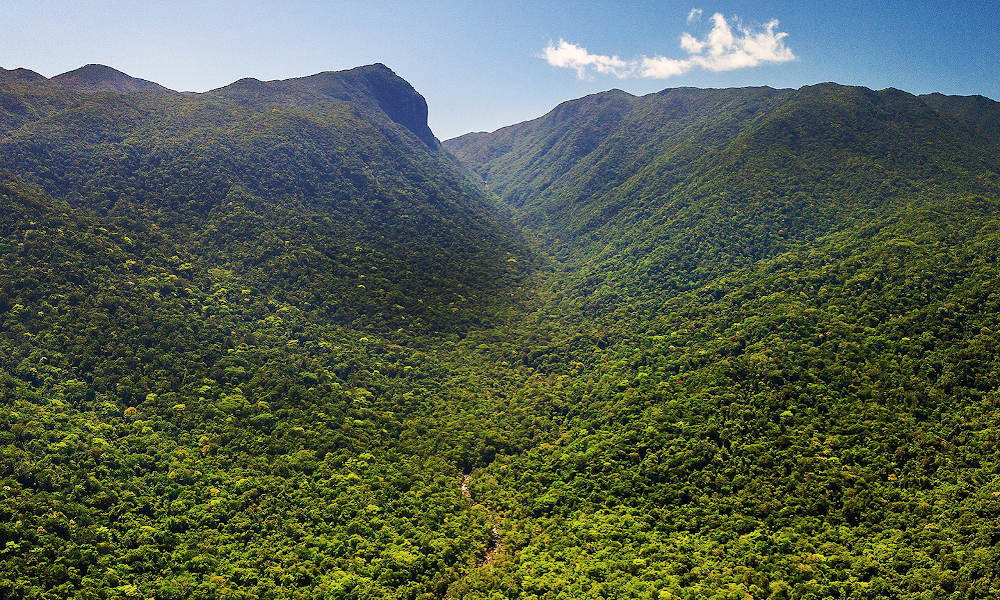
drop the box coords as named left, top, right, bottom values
left=1, top=63, right=1000, bottom=599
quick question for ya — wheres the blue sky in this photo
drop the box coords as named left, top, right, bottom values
left=3, top=1, right=998, bottom=139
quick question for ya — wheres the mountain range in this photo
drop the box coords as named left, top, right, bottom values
left=2, top=64, right=999, bottom=599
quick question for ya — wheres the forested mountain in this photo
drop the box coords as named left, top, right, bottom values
left=0, top=64, right=531, bottom=599
left=443, top=85, right=1000, bottom=599
left=920, top=92, right=1000, bottom=142
left=0, top=63, right=526, bottom=331
left=446, top=84, right=1000, bottom=307
left=0, top=67, right=46, bottom=86
left=49, top=64, right=172, bottom=93
left=3, top=64, right=1000, bottom=600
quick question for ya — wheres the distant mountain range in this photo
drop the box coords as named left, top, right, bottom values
left=1, top=63, right=169, bottom=92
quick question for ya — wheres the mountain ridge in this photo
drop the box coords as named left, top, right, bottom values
left=445, top=82, right=1000, bottom=286
left=0, top=61, right=525, bottom=333
left=0, top=62, right=439, bottom=147
left=50, top=63, right=173, bottom=93
left=439, top=79, right=1000, bottom=599
left=3, top=66, right=1000, bottom=599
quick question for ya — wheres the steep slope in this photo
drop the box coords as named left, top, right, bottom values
left=447, top=84, right=1000, bottom=305
left=0, top=63, right=526, bottom=331
left=454, top=193, right=1000, bottom=600
left=4, top=66, right=1000, bottom=600
left=0, top=179, right=523, bottom=599
left=447, top=86, right=788, bottom=213
left=211, top=64, right=437, bottom=148
left=0, top=66, right=532, bottom=599
left=442, top=84, right=1000, bottom=599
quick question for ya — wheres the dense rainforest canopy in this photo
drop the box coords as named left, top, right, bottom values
left=2, top=63, right=1000, bottom=599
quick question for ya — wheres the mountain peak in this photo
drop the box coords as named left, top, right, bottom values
left=51, top=64, right=171, bottom=93
left=296, top=64, right=438, bottom=148
left=213, top=64, right=439, bottom=149
left=0, top=66, right=47, bottom=86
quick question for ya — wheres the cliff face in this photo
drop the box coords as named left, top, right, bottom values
left=288, top=63, right=438, bottom=148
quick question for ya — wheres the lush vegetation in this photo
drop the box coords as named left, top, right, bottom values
left=3, top=65, right=1000, bottom=599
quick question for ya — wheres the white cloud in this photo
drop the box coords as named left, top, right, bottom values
left=640, top=56, right=690, bottom=79
left=541, top=11, right=795, bottom=80
left=679, top=32, right=705, bottom=54
left=541, top=39, right=630, bottom=79
left=687, top=8, right=703, bottom=23
left=689, top=14, right=794, bottom=72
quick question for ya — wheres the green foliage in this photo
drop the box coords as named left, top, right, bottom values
left=0, top=64, right=528, bottom=333
left=444, top=86, right=1000, bottom=599
left=447, top=84, right=1000, bottom=305
left=456, top=195, right=1000, bottom=599
left=3, top=69, right=1000, bottom=599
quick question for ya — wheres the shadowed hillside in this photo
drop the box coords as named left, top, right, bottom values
left=0, top=63, right=528, bottom=332
left=3, top=66, right=1000, bottom=599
